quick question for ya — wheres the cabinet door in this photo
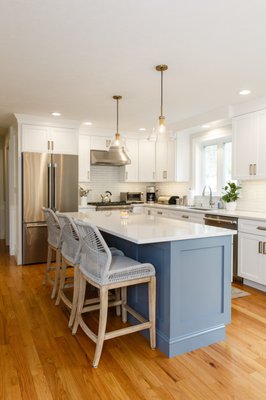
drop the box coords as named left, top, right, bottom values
left=79, top=135, right=91, bottom=182
left=176, top=132, right=190, bottom=182
left=256, top=110, right=266, bottom=179
left=238, top=232, right=264, bottom=284
left=124, top=138, right=139, bottom=182
left=50, top=127, right=78, bottom=155
left=232, top=114, right=257, bottom=180
left=90, top=136, right=112, bottom=150
left=21, top=125, right=49, bottom=152
left=155, top=140, right=176, bottom=182
left=138, top=140, right=156, bottom=182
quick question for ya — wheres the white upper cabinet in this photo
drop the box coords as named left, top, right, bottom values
left=155, top=139, right=176, bottom=182
left=138, top=140, right=156, bottom=182
left=21, top=125, right=50, bottom=153
left=90, top=136, right=112, bottom=150
left=21, top=124, right=78, bottom=154
left=176, top=131, right=190, bottom=182
left=124, top=138, right=139, bottom=182
left=79, top=135, right=91, bottom=182
left=232, top=110, right=266, bottom=180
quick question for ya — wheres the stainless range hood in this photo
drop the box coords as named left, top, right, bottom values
left=90, top=146, right=131, bottom=166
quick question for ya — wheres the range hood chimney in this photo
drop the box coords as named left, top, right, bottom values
left=91, top=95, right=131, bottom=166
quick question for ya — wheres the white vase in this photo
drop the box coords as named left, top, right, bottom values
left=80, top=196, right=87, bottom=206
left=225, top=202, right=237, bottom=211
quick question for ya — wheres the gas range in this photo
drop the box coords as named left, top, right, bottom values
left=87, top=201, right=143, bottom=211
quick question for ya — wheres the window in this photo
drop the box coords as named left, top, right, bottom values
left=201, top=139, right=232, bottom=195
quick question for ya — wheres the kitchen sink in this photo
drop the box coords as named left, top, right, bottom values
left=188, top=206, right=216, bottom=211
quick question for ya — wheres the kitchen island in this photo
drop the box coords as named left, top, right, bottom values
left=68, top=210, right=235, bottom=357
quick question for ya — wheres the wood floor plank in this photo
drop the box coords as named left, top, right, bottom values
left=0, top=240, right=266, bottom=399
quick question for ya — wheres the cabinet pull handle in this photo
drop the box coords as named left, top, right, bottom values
left=48, top=141, right=50, bottom=150
left=256, top=226, right=266, bottom=231
left=249, top=164, right=252, bottom=175
left=157, top=211, right=163, bottom=215
left=253, top=164, right=256, bottom=175
left=263, top=242, right=266, bottom=255
left=163, top=170, right=167, bottom=179
left=182, top=215, right=189, bottom=219
left=87, top=171, right=90, bottom=180
left=125, top=171, right=128, bottom=180
left=153, top=171, right=155, bottom=180
left=259, top=241, right=263, bottom=254
left=51, top=141, right=54, bottom=151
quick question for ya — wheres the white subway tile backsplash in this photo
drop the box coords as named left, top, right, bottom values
left=236, top=180, right=266, bottom=212
left=79, top=166, right=190, bottom=204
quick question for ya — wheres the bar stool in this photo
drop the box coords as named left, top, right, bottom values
left=72, top=219, right=156, bottom=368
left=42, top=207, right=62, bottom=299
left=56, top=213, right=125, bottom=327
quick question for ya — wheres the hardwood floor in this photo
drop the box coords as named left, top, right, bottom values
left=0, top=240, right=266, bottom=399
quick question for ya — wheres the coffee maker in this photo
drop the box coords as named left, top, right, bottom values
left=146, top=186, right=156, bottom=203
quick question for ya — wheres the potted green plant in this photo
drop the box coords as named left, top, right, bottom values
left=221, top=182, right=241, bottom=211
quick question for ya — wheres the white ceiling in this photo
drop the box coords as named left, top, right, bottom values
left=1, top=0, right=266, bottom=133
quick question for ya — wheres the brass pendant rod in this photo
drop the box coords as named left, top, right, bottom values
left=161, top=69, right=163, bottom=117
left=116, top=97, right=119, bottom=133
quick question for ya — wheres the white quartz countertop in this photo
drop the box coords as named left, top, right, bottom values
left=67, top=210, right=235, bottom=245
left=142, top=203, right=266, bottom=221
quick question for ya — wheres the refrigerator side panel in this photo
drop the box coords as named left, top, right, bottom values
left=22, top=152, right=50, bottom=222
left=53, top=154, right=78, bottom=212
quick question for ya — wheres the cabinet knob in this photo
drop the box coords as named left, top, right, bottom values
left=157, top=211, right=163, bottom=215
left=182, top=215, right=189, bottom=219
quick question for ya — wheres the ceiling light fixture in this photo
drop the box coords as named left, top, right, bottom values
left=202, top=124, right=211, bottom=129
left=139, top=127, right=146, bottom=131
left=51, top=112, right=61, bottom=116
left=239, top=89, right=251, bottom=95
left=84, top=121, right=92, bottom=125
left=156, top=64, right=168, bottom=135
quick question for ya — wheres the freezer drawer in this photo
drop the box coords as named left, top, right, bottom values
left=23, top=222, right=48, bottom=264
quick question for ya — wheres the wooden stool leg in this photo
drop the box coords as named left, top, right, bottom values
left=115, top=288, right=121, bottom=316
left=51, top=249, right=61, bottom=299
left=72, top=275, right=86, bottom=335
left=121, top=287, right=127, bottom=323
left=55, top=257, right=67, bottom=306
left=148, top=276, right=156, bottom=349
left=92, top=286, right=108, bottom=368
left=43, top=245, right=52, bottom=285
left=68, top=267, right=80, bottom=328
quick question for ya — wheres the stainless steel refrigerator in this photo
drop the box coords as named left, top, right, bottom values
left=22, top=152, right=78, bottom=264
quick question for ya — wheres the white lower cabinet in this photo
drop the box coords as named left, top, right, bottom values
left=145, top=207, right=204, bottom=224
left=238, top=218, right=266, bottom=285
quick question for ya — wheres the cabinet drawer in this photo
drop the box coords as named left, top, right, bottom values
left=238, top=218, right=266, bottom=236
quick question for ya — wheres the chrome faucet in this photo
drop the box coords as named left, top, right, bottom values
left=202, top=185, right=215, bottom=207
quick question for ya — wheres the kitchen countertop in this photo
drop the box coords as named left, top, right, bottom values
left=140, top=203, right=266, bottom=221
left=67, top=210, right=235, bottom=245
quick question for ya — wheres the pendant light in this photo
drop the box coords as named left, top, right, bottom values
left=156, top=64, right=168, bottom=135
left=107, top=95, right=131, bottom=165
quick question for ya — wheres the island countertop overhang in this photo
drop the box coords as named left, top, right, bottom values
left=67, top=210, right=236, bottom=245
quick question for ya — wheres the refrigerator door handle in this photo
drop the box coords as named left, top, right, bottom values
left=48, top=163, right=53, bottom=208
left=52, top=163, right=57, bottom=210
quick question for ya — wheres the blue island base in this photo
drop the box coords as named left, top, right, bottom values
left=102, top=232, right=232, bottom=358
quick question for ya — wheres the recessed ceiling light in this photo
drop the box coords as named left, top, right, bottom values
left=239, top=89, right=251, bottom=96
left=51, top=112, right=61, bottom=116
left=139, top=128, right=146, bottom=131
left=84, top=121, right=92, bottom=126
left=202, top=124, right=211, bottom=129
